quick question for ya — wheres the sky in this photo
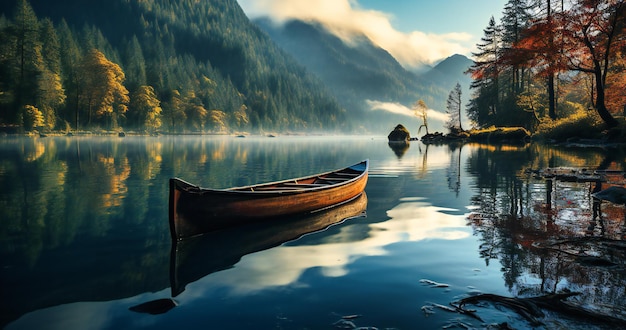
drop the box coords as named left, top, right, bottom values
left=237, top=0, right=507, bottom=70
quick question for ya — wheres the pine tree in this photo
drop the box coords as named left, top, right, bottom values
left=0, top=14, right=15, bottom=120
left=57, top=19, right=82, bottom=129
left=500, top=0, right=534, bottom=96
left=124, top=35, right=147, bottom=93
left=38, top=18, right=65, bottom=129
left=11, top=0, right=44, bottom=124
left=446, top=83, right=463, bottom=132
left=40, top=18, right=60, bottom=74
left=467, top=17, right=502, bottom=127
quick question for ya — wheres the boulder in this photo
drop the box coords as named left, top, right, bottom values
left=388, top=124, right=411, bottom=142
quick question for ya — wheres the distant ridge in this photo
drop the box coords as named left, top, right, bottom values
left=254, top=18, right=473, bottom=132
left=422, top=54, right=473, bottom=90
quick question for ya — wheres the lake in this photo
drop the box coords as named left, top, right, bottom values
left=1, top=135, right=626, bottom=329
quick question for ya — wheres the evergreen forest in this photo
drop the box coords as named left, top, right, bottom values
left=0, top=0, right=347, bottom=134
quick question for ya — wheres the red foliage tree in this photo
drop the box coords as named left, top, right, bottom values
left=511, top=0, right=626, bottom=127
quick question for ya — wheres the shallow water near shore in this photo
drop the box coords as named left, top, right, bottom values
left=2, top=135, right=626, bottom=329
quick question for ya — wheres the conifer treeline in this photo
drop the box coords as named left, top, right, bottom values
left=0, top=0, right=347, bottom=133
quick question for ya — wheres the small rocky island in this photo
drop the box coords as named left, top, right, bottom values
left=387, top=124, right=411, bottom=142
left=387, top=124, right=532, bottom=144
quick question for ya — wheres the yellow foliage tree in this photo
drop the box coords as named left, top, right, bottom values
left=38, top=69, right=66, bottom=130
left=233, top=104, right=249, bottom=129
left=208, top=109, right=227, bottom=133
left=413, top=99, right=429, bottom=135
left=21, top=105, right=44, bottom=130
left=79, top=49, right=129, bottom=129
left=131, top=85, right=162, bottom=132
left=184, top=91, right=207, bottom=131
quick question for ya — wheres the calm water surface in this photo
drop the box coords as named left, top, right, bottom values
left=2, top=135, right=626, bottom=329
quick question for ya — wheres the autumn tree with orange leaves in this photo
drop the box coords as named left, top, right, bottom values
left=555, top=0, right=625, bottom=127
left=469, top=0, right=626, bottom=131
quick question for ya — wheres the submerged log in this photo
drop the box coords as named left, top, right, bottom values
left=527, top=167, right=626, bottom=184
left=451, top=292, right=626, bottom=327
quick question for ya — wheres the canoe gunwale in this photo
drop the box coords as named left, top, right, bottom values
left=171, top=160, right=368, bottom=196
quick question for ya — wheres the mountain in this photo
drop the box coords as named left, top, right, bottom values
left=421, top=54, right=473, bottom=91
left=256, top=19, right=419, bottom=103
left=253, top=18, right=473, bottom=133
left=0, top=0, right=347, bottom=132
left=421, top=54, right=474, bottom=127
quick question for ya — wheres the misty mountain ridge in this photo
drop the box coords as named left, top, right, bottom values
left=255, top=18, right=418, bottom=100
left=424, top=54, right=473, bottom=88
left=254, top=17, right=473, bottom=132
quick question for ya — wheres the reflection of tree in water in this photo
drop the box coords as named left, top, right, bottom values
left=446, top=143, right=462, bottom=196
left=0, top=137, right=375, bottom=326
left=465, top=144, right=626, bottom=324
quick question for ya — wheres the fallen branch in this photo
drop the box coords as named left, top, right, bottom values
left=451, top=293, right=626, bottom=327
left=453, top=293, right=547, bottom=326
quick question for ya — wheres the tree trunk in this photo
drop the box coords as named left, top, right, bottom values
left=548, top=74, right=556, bottom=120
left=594, top=69, right=619, bottom=128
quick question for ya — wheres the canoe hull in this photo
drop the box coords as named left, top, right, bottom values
left=170, top=192, right=367, bottom=296
left=169, top=160, right=368, bottom=239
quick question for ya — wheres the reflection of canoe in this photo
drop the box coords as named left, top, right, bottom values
left=169, top=160, right=369, bottom=239
left=170, top=193, right=368, bottom=296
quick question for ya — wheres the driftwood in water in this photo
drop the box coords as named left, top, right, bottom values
left=533, top=237, right=626, bottom=267
left=527, top=167, right=626, bottom=184
left=529, top=167, right=605, bottom=182
left=450, top=292, right=626, bottom=327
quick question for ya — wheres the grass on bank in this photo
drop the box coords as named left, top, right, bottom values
left=465, top=111, right=626, bottom=143
left=533, top=111, right=605, bottom=141
left=467, top=126, right=531, bottom=142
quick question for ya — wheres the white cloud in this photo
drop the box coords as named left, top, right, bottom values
left=366, top=100, right=449, bottom=123
left=237, top=0, right=472, bottom=69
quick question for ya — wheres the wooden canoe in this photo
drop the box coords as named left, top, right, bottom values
left=169, top=193, right=367, bottom=296
left=169, top=160, right=368, bottom=240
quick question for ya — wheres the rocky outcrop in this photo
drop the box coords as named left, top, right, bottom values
left=388, top=124, right=411, bottom=142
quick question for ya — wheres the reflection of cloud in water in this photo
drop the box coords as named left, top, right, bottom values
left=9, top=300, right=115, bottom=330
left=381, top=197, right=470, bottom=241
left=190, top=228, right=387, bottom=295
left=8, top=291, right=170, bottom=330
left=187, top=198, right=470, bottom=296
left=8, top=199, right=472, bottom=329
